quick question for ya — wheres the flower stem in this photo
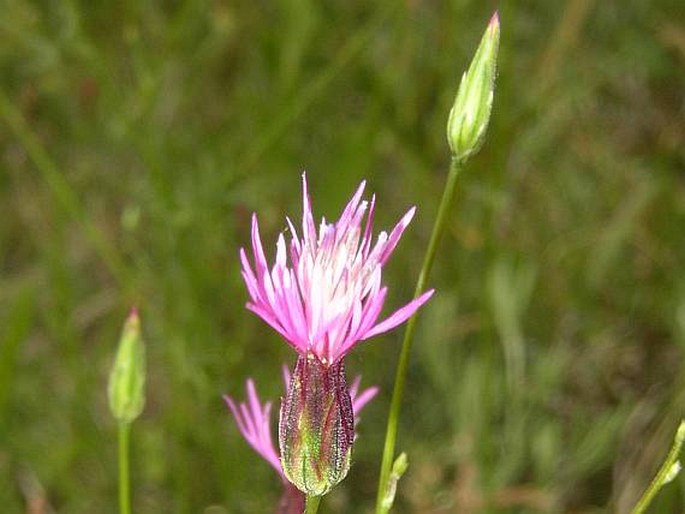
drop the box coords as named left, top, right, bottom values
left=375, top=158, right=462, bottom=513
left=305, top=494, right=322, bottom=514
left=118, top=421, right=132, bottom=514
left=630, top=421, right=685, bottom=514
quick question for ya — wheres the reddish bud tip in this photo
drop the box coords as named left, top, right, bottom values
left=490, top=11, right=500, bottom=28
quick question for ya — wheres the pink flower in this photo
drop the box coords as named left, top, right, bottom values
left=223, top=370, right=378, bottom=482
left=240, top=173, right=434, bottom=365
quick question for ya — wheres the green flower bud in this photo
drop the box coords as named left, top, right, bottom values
left=279, top=353, right=354, bottom=497
left=447, top=12, right=500, bottom=162
left=108, top=308, right=146, bottom=424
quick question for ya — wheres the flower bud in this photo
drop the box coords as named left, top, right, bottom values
left=447, top=12, right=500, bottom=162
left=108, top=308, right=146, bottom=424
left=279, top=353, right=354, bottom=496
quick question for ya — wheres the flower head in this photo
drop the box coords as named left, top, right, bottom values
left=240, top=174, right=434, bottom=365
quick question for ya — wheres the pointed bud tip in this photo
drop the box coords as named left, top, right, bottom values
left=489, top=11, right=500, bottom=29
left=124, top=307, right=141, bottom=333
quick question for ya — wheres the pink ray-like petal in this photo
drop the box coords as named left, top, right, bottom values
left=362, top=289, right=435, bottom=340
left=301, top=174, right=317, bottom=245
left=224, top=382, right=284, bottom=480
left=352, top=385, right=379, bottom=415
left=378, top=206, right=416, bottom=265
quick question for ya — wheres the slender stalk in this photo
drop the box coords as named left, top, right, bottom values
left=305, top=494, right=322, bottom=514
left=375, top=158, right=462, bottom=513
left=631, top=421, right=685, bottom=514
left=118, top=422, right=132, bottom=514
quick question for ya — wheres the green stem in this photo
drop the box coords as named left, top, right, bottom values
left=118, top=421, right=132, bottom=514
left=305, top=494, right=322, bottom=514
left=375, top=158, right=463, bottom=513
left=631, top=421, right=685, bottom=514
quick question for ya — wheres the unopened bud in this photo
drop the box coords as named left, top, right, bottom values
left=447, top=12, right=500, bottom=162
left=381, top=452, right=409, bottom=513
left=279, top=353, right=354, bottom=496
left=108, top=308, right=146, bottom=423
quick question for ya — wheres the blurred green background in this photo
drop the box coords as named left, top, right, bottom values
left=1, top=1, right=684, bottom=512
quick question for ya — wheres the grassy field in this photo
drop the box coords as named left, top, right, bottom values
left=1, top=1, right=684, bottom=512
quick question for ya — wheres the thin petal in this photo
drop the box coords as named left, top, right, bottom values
left=223, top=386, right=284, bottom=479
left=378, top=206, right=415, bottom=265
left=281, top=364, right=291, bottom=390
left=223, top=394, right=248, bottom=436
left=246, top=379, right=262, bottom=422
left=353, top=287, right=388, bottom=340
left=360, top=194, right=376, bottom=258
left=301, top=172, right=317, bottom=245
left=352, top=386, right=379, bottom=415
left=337, top=180, right=366, bottom=232
left=240, top=250, right=262, bottom=301
left=362, top=289, right=435, bottom=340
left=348, top=375, right=362, bottom=400
left=245, top=304, right=307, bottom=354
left=251, top=214, right=269, bottom=280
